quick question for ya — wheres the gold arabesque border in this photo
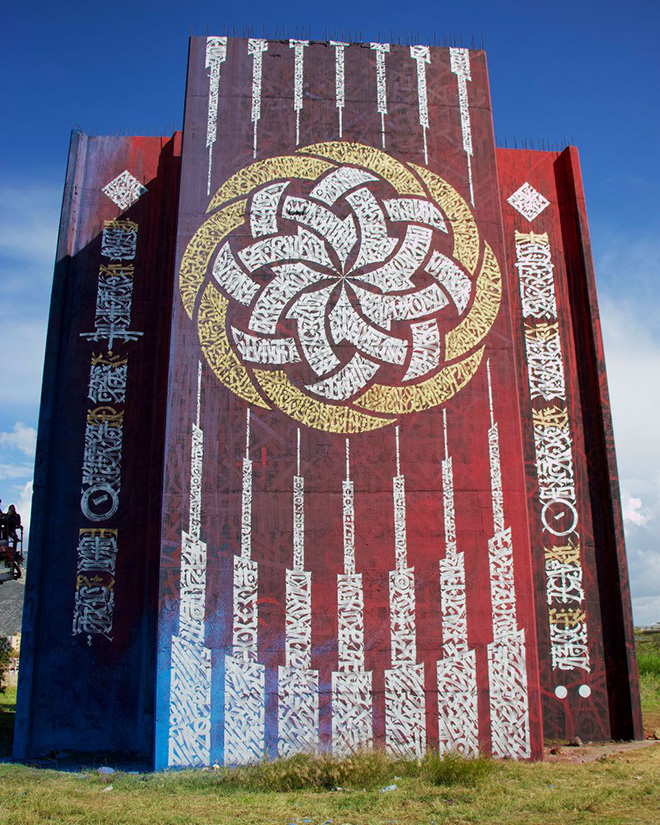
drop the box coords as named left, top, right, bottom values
left=180, top=141, right=501, bottom=432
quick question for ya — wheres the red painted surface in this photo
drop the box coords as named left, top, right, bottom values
left=156, top=40, right=544, bottom=763
left=497, top=147, right=642, bottom=741
left=16, top=38, right=641, bottom=767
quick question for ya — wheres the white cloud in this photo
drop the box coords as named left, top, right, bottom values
left=0, top=184, right=60, bottom=273
left=0, top=422, right=37, bottom=457
left=632, top=597, right=660, bottom=629
left=622, top=495, right=650, bottom=527
left=596, top=228, right=660, bottom=626
left=0, top=181, right=54, bottom=420
left=627, top=544, right=660, bottom=600
left=14, top=480, right=33, bottom=551
left=0, top=317, right=47, bottom=409
left=0, top=461, right=34, bottom=482
left=599, top=300, right=660, bottom=484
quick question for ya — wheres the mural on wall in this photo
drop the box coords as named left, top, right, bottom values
left=169, top=363, right=212, bottom=767
left=180, top=141, right=498, bottom=430
left=512, top=227, right=590, bottom=677
left=16, top=33, right=642, bottom=769
left=484, top=362, right=531, bottom=759
left=224, top=408, right=267, bottom=763
left=157, top=38, right=543, bottom=767
left=332, top=437, right=372, bottom=756
left=74, top=201, right=145, bottom=644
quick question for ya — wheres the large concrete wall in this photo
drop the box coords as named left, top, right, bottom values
left=154, top=38, right=545, bottom=768
left=16, top=36, right=641, bottom=767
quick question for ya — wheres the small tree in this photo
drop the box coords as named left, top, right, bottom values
left=0, top=637, right=11, bottom=695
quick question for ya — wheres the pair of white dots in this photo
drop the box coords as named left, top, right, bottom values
left=554, top=684, right=591, bottom=699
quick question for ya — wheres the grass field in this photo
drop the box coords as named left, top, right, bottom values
left=0, top=744, right=659, bottom=824
left=0, top=635, right=659, bottom=825
left=637, top=630, right=660, bottom=734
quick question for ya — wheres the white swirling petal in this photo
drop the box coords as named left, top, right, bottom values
left=222, top=167, right=474, bottom=398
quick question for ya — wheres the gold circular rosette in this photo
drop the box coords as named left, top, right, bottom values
left=179, top=141, right=502, bottom=433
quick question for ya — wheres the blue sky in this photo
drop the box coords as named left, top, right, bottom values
left=1, top=0, right=658, bottom=623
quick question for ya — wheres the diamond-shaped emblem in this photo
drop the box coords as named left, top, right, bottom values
left=102, top=170, right=148, bottom=211
left=507, top=182, right=550, bottom=222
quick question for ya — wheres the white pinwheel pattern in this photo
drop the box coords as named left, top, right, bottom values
left=212, top=165, right=474, bottom=401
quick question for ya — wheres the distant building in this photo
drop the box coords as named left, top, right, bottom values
left=15, top=37, right=641, bottom=767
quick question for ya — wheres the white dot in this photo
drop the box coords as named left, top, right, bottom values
left=555, top=685, right=568, bottom=699
left=579, top=684, right=591, bottom=698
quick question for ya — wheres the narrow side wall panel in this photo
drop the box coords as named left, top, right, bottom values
left=14, top=134, right=181, bottom=759
left=497, top=147, right=642, bottom=741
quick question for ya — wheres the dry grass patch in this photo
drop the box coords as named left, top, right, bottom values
left=1, top=747, right=659, bottom=825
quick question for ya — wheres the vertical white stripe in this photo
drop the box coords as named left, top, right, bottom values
left=514, top=231, right=589, bottom=674
left=393, top=477, right=407, bottom=571
left=342, top=439, right=355, bottom=576
left=333, top=434, right=372, bottom=755
left=279, top=426, right=318, bottom=756
left=248, top=39, right=268, bottom=158
left=410, top=46, right=430, bottom=165
left=196, top=360, right=202, bottom=428
left=370, top=43, right=390, bottom=149
left=436, top=407, right=479, bottom=756
left=330, top=41, right=348, bottom=137
left=449, top=48, right=474, bottom=205
left=484, top=369, right=532, bottom=759
left=385, top=424, right=426, bottom=757
left=225, top=403, right=265, bottom=764
left=487, top=362, right=505, bottom=535
left=293, top=475, right=305, bottom=571
left=168, top=361, right=211, bottom=767
left=395, top=424, right=401, bottom=477
left=296, top=427, right=301, bottom=476
left=486, top=358, right=494, bottom=427
left=241, top=409, right=252, bottom=559
left=290, top=40, right=309, bottom=145
left=205, top=36, right=228, bottom=196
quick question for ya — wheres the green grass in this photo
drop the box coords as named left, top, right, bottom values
left=635, top=630, right=660, bottom=659
left=636, top=631, right=660, bottom=717
left=1, top=685, right=17, bottom=708
left=639, top=654, right=660, bottom=676
left=0, top=748, right=659, bottom=824
left=213, top=750, right=397, bottom=792
left=421, top=751, right=494, bottom=787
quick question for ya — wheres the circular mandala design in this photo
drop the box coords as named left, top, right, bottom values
left=180, top=141, right=502, bottom=433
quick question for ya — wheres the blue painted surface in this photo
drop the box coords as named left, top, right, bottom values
left=14, top=133, right=180, bottom=762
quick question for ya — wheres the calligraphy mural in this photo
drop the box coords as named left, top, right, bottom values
left=180, top=142, right=498, bottom=431
left=155, top=38, right=544, bottom=768
left=498, top=148, right=642, bottom=741
left=16, top=36, right=640, bottom=767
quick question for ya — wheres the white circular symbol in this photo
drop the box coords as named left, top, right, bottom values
left=541, top=498, right=579, bottom=537
left=578, top=684, right=591, bottom=698
left=554, top=685, right=568, bottom=699
left=81, top=484, right=119, bottom=522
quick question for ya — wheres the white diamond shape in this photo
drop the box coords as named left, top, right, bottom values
left=507, top=182, right=550, bottom=222
left=102, top=170, right=148, bottom=211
